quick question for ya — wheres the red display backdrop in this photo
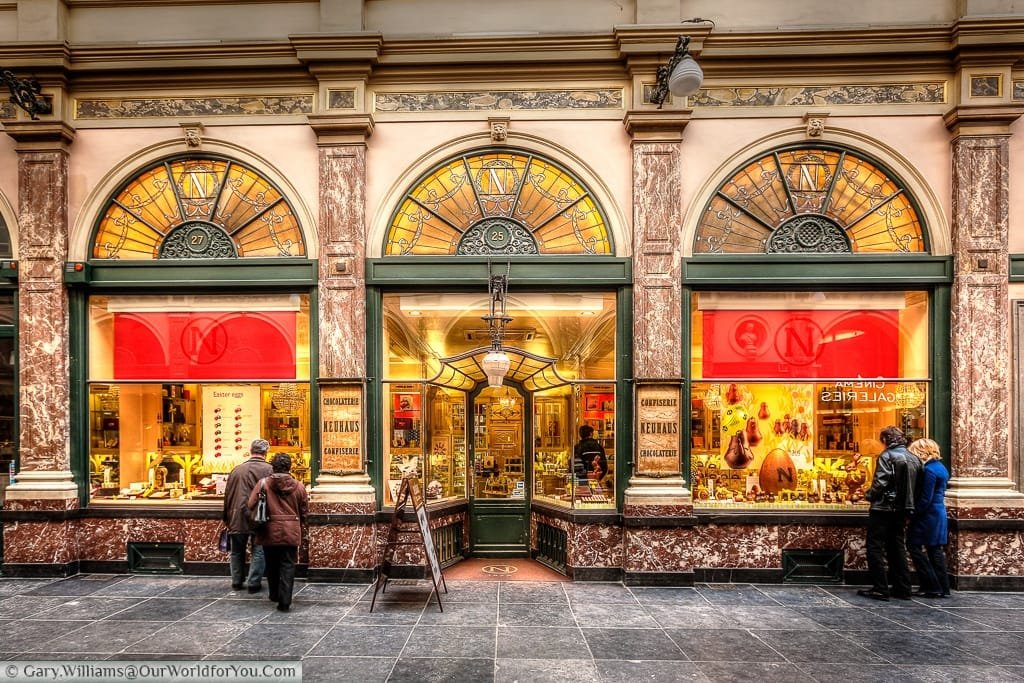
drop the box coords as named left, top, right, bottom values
left=114, top=311, right=298, bottom=380
left=702, top=309, right=900, bottom=379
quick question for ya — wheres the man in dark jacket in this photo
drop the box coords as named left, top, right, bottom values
left=858, top=426, right=922, bottom=601
left=573, top=425, right=607, bottom=482
left=223, top=438, right=273, bottom=592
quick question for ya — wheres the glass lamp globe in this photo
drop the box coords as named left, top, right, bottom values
left=482, top=350, right=511, bottom=387
left=668, top=55, right=704, bottom=97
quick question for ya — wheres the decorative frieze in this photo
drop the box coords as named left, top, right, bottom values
left=1014, top=81, right=1024, bottom=100
left=375, top=89, right=623, bottom=112
left=327, top=89, right=356, bottom=109
left=690, top=83, right=945, bottom=108
left=75, top=95, right=314, bottom=119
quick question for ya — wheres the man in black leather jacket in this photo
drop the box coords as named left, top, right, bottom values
left=858, top=426, right=922, bottom=601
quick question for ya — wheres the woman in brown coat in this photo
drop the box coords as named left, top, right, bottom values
left=247, top=452, right=308, bottom=611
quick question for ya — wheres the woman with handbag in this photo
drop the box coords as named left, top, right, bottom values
left=906, top=438, right=951, bottom=598
left=247, top=452, right=308, bottom=612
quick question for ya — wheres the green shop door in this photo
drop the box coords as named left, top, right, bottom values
left=469, top=384, right=529, bottom=556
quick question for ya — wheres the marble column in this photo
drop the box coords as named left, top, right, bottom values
left=944, top=104, right=1024, bottom=584
left=622, top=110, right=691, bottom=512
left=2, top=120, right=77, bottom=513
left=307, top=113, right=375, bottom=507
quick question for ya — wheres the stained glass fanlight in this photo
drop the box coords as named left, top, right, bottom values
left=92, top=156, right=306, bottom=260
left=694, top=147, right=926, bottom=254
left=384, top=150, right=612, bottom=256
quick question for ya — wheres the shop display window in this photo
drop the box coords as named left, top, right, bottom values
left=533, top=384, right=615, bottom=510
left=86, top=294, right=311, bottom=504
left=690, top=290, right=930, bottom=509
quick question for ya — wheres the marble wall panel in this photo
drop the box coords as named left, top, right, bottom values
left=624, top=504, right=693, bottom=517
left=778, top=524, right=867, bottom=571
left=2, top=521, right=76, bottom=564
left=569, top=523, right=623, bottom=568
left=948, top=530, right=1024, bottom=576
left=3, top=498, right=77, bottom=512
left=625, top=525, right=785, bottom=572
left=307, top=523, right=380, bottom=569
left=950, top=507, right=1024, bottom=520
left=309, top=502, right=375, bottom=514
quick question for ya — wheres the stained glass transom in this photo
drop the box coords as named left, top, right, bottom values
left=92, top=156, right=306, bottom=260
left=694, top=147, right=926, bottom=254
left=384, top=151, right=612, bottom=256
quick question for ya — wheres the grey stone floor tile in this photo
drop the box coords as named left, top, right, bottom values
left=958, top=592, right=1024, bottom=608
left=259, top=600, right=350, bottom=624
left=112, top=597, right=213, bottom=621
left=294, top=582, right=370, bottom=603
left=29, top=596, right=145, bottom=621
left=563, top=581, right=639, bottom=604
left=183, top=597, right=277, bottom=624
left=0, top=579, right=56, bottom=596
left=999, top=666, right=1024, bottom=681
left=6, top=652, right=110, bottom=661
left=496, top=657, right=601, bottom=683
left=582, top=627, right=688, bottom=660
left=497, top=581, right=568, bottom=604
left=437, top=580, right=499, bottom=603
left=24, top=575, right=127, bottom=597
left=495, top=625, right=588, bottom=659
left=644, top=603, right=737, bottom=629
left=795, top=662, right=921, bottom=682
left=31, top=620, right=166, bottom=654
left=125, top=621, right=250, bottom=655
left=628, top=586, right=712, bottom=605
left=936, top=608, right=1024, bottom=631
left=342, top=600, right=425, bottom=625
left=754, top=585, right=850, bottom=607
left=665, top=628, right=785, bottom=662
left=596, top=659, right=710, bottom=682
left=90, top=576, right=184, bottom=597
left=932, top=631, right=1024, bottom=665
left=0, top=620, right=90, bottom=653
left=301, top=656, right=396, bottom=683
left=498, top=602, right=576, bottom=627
left=864, top=605, right=998, bottom=632
left=750, top=629, right=887, bottom=664
left=387, top=657, right=494, bottom=682
left=723, top=605, right=825, bottom=630
left=212, top=623, right=332, bottom=658
left=573, top=601, right=659, bottom=627
left=416, top=600, right=497, bottom=626
left=0, top=595, right=72, bottom=619
left=696, top=660, right=813, bottom=682
left=795, top=605, right=909, bottom=631
left=900, top=664, right=1024, bottom=682
left=696, top=584, right=781, bottom=606
left=403, top=625, right=495, bottom=658
left=361, top=582, right=433, bottom=605
left=308, top=624, right=414, bottom=657
left=158, top=578, right=237, bottom=599
left=840, top=629, right=989, bottom=666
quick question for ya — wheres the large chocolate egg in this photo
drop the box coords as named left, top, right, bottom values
left=759, top=448, right=797, bottom=493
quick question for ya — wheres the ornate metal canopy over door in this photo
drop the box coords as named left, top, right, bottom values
left=384, top=150, right=613, bottom=256
left=92, top=156, right=306, bottom=260
left=694, top=146, right=926, bottom=254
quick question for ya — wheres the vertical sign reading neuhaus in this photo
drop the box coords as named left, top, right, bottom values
left=636, top=385, right=681, bottom=476
left=320, top=384, right=363, bottom=473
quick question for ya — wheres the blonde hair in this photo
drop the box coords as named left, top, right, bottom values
left=908, top=438, right=941, bottom=463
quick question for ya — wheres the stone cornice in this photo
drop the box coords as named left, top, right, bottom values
left=0, top=120, right=76, bottom=150
left=943, top=103, right=1024, bottom=134
left=307, top=113, right=374, bottom=145
left=622, top=110, right=690, bottom=140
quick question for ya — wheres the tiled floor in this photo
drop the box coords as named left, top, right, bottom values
left=0, top=573, right=1022, bottom=682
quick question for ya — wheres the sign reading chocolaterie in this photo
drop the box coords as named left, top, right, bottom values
left=320, top=384, right=363, bottom=473
left=636, top=385, right=682, bottom=476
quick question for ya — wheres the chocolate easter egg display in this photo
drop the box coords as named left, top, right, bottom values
left=758, top=448, right=797, bottom=493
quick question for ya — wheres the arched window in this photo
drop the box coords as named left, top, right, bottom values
left=92, top=155, right=306, bottom=260
left=384, top=150, right=612, bottom=256
left=0, top=213, right=12, bottom=259
left=694, top=146, right=926, bottom=254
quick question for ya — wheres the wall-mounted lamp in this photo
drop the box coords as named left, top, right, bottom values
left=481, top=262, right=512, bottom=387
left=650, top=35, right=704, bottom=109
left=1, top=69, right=51, bottom=120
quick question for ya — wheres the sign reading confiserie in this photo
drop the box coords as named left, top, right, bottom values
left=320, top=384, right=363, bottom=473
left=636, top=385, right=681, bottom=476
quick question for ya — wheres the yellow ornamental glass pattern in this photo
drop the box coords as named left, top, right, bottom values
left=695, top=147, right=926, bottom=254
left=385, top=151, right=612, bottom=256
left=93, top=157, right=306, bottom=260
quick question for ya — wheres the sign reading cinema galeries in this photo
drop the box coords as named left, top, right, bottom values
left=636, top=385, right=682, bottom=476
left=320, top=384, right=363, bottom=473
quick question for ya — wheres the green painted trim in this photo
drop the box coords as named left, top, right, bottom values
left=1010, top=254, right=1024, bottom=281
left=69, top=291, right=90, bottom=503
left=615, top=286, right=633, bottom=510
left=366, top=257, right=632, bottom=287
left=308, top=287, right=321, bottom=485
left=76, top=259, right=317, bottom=288
left=932, top=286, right=952, bottom=467
left=365, top=288, right=384, bottom=510
left=681, top=287, right=693, bottom=488
left=683, top=255, right=953, bottom=285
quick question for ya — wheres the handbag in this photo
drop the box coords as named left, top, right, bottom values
left=217, top=525, right=230, bottom=553
left=249, top=479, right=270, bottom=530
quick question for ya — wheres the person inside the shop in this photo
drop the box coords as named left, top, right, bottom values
left=247, top=452, right=308, bottom=612
left=223, top=438, right=273, bottom=593
left=858, top=426, right=921, bottom=602
left=906, top=438, right=950, bottom=598
left=573, top=425, right=607, bottom=484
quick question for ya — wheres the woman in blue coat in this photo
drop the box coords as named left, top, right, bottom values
left=906, top=438, right=950, bottom=598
